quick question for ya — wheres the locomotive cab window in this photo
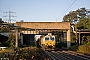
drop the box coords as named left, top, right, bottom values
left=45, top=37, right=49, bottom=40
left=50, top=37, right=54, bottom=41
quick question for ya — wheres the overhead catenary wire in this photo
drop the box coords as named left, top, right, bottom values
left=57, top=0, right=76, bottom=21
left=0, top=0, right=9, bottom=11
left=0, top=4, right=8, bottom=12
left=0, top=1, right=16, bottom=23
left=0, top=8, right=3, bottom=12
left=0, top=1, right=9, bottom=18
left=0, top=3, right=4, bottom=15
left=56, top=0, right=73, bottom=20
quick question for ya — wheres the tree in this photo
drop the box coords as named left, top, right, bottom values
left=77, top=18, right=90, bottom=29
left=86, top=19, right=90, bottom=30
left=6, top=33, right=15, bottom=48
left=0, top=26, right=10, bottom=32
left=82, top=36, right=88, bottom=45
left=20, top=20, right=24, bottom=22
left=0, top=18, right=10, bottom=32
left=63, top=11, right=78, bottom=24
left=63, top=8, right=90, bottom=46
left=63, top=8, right=90, bottom=24
left=0, top=18, right=4, bottom=24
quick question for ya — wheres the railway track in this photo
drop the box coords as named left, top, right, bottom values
left=42, top=49, right=90, bottom=60
left=45, top=51, right=62, bottom=60
left=61, top=50, right=90, bottom=60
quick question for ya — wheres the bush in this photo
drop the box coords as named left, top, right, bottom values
left=71, top=35, right=76, bottom=43
left=69, top=45, right=78, bottom=51
left=86, top=42, right=90, bottom=46
left=56, top=42, right=67, bottom=48
left=78, top=45, right=90, bottom=54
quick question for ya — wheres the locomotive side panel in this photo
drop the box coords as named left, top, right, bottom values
left=40, top=35, right=45, bottom=48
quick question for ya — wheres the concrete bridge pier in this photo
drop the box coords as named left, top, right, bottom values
left=20, top=32, right=23, bottom=44
left=67, top=29, right=71, bottom=48
left=16, top=29, right=18, bottom=47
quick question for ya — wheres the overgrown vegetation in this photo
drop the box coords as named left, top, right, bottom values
left=56, top=42, right=67, bottom=48
left=0, top=26, right=10, bottom=32
left=0, top=47, right=47, bottom=60
left=77, top=42, right=90, bottom=54
left=69, top=45, right=79, bottom=51
left=7, top=33, right=16, bottom=48
left=63, top=7, right=90, bottom=54
left=0, top=33, right=16, bottom=48
left=0, top=18, right=4, bottom=24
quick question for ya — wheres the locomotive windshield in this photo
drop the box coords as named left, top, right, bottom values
left=50, top=37, right=54, bottom=41
left=45, top=37, right=49, bottom=40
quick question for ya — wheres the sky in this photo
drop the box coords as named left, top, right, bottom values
left=0, top=0, right=90, bottom=22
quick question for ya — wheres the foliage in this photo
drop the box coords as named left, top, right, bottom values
left=56, top=42, right=67, bottom=48
left=81, top=36, right=90, bottom=45
left=0, top=18, right=4, bottom=24
left=0, top=48, right=14, bottom=53
left=85, top=42, right=90, bottom=46
left=55, top=34, right=67, bottom=48
left=87, top=36, right=90, bottom=43
left=86, top=20, right=90, bottom=30
left=77, top=45, right=90, bottom=54
left=63, top=8, right=90, bottom=24
left=81, top=36, right=88, bottom=45
left=0, top=26, right=10, bottom=32
left=6, top=33, right=15, bottom=48
left=77, top=18, right=90, bottom=29
left=0, top=18, right=10, bottom=32
left=69, top=45, right=78, bottom=51
left=20, top=20, right=24, bottom=22
left=63, top=7, right=90, bottom=47
left=10, top=39, right=15, bottom=48
left=71, top=35, right=76, bottom=43
left=70, top=35, right=79, bottom=51
left=63, top=11, right=78, bottom=24
left=55, top=34, right=60, bottom=42
left=0, top=47, right=46, bottom=60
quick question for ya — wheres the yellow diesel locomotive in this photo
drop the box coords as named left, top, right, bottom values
left=39, top=33, right=55, bottom=50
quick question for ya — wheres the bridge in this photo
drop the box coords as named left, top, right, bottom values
left=16, top=22, right=71, bottom=48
